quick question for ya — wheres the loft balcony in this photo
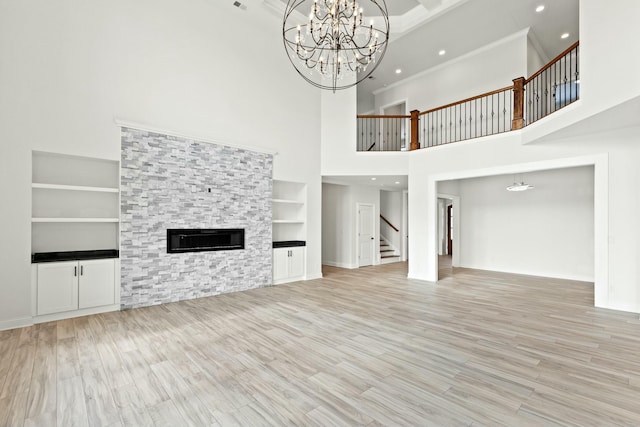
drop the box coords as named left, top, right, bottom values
left=357, top=42, right=579, bottom=152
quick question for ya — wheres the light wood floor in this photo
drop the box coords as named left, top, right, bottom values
left=2, top=260, right=640, bottom=427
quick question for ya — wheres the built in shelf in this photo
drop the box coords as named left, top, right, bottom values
left=32, top=218, right=120, bottom=223
left=272, top=198, right=304, bottom=205
left=32, top=183, right=119, bottom=193
left=272, top=220, right=304, bottom=224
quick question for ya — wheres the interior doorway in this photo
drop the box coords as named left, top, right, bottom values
left=447, top=204, right=453, bottom=255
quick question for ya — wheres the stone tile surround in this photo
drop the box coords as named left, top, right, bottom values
left=120, top=127, right=272, bottom=309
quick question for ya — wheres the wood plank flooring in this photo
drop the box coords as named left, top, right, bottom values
left=2, top=259, right=640, bottom=426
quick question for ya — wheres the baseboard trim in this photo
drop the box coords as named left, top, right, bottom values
left=322, top=261, right=358, bottom=269
left=33, top=304, right=120, bottom=325
left=305, top=272, right=323, bottom=280
left=0, top=317, right=34, bottom=332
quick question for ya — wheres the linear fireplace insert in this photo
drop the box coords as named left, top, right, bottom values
left=167, top=228, right=245, bottom=253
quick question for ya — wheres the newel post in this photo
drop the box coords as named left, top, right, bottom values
left=512, top=77, right=525, bottom=130
left=410, top=109, right=420, bottom=151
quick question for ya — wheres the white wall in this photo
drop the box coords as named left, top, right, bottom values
left=527, top=35, right=546, bottom=77
left=373, top=30, right=528, bottom=114
left=322, top=183, right=352, bottom=268
left=380, top=191, right=403, bottom=252
left=321, top=86, right=410, bottom=176
left=0, top=0, right=322, bottom=329
left=452, top=167, right=594, bottom=281
left=581, top=0, right=640, bottom=112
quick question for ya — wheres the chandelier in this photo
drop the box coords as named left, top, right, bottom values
left=282, top=0, right=390, bottom=92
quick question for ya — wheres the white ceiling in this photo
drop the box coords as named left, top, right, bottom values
left=358, top=0, right=579, bottom=96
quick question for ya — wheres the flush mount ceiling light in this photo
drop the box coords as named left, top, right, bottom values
left=506, top=175, right=534, bottom=192
left=535, top=5, right=545, bottom=12
left=395, top=68, right=402, bottom=74
left=438, top=49, right=446, bottom=56
left=283, top=0, right=390, bottom=92
left=561, top=32, right=570, bottom=39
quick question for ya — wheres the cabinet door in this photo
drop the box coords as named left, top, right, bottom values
left=78, top=259, right=115, bottom=309
left=273, top=248, right=289, bottom=282
left=289, top=247, right=305, bottom=280
left=37, top=262, right=78, bottom=315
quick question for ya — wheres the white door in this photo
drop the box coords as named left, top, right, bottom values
left=358, top=203, right=375, bottom=267
left=37, top=261, right=79, bottom=315
left=78, top=259, right=115, bottom=309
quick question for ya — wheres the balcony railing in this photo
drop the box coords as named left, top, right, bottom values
left=357, top=41, right=579, bottom=152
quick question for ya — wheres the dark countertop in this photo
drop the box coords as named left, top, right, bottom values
left=272, top=240, right=306, bottom=248
left=32, top=249, right=119, bottom=263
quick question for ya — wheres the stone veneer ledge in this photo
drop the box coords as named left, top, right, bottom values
left=120, top=127, right=273, bottom=309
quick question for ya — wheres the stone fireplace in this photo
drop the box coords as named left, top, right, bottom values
left=120, top=127, right=272, bottom=310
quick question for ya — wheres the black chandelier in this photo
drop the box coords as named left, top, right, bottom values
left=283, top=0, right=390, bottom=92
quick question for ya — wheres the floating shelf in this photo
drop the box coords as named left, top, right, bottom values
left=272, top=220, right=304, bottom=224
left=272, top=198, right=304, bottom=205
left=32, top=183, right=119, bottom=193
left=32, top=218, right=120, bottom=223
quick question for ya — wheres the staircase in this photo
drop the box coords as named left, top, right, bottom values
left=380, top=238, right=401, bottom=264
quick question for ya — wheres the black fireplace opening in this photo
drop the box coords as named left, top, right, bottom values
left=167, top=229, right=245, bottom=253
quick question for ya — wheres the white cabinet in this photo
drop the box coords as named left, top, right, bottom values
left=78, top=259, right=116, bottom=309
left=273, top=247, right=305, bottom=284
left=37, top=259, right=116, bottom=316
left=37, top=262, right=79, bottom=315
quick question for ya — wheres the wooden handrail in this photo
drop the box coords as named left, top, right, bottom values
left=526, top=41, right=579, bottom=83
left=355, top=40, right=580, bottom=151
left=357, top=114, right=410, bottom=119
left=380, top=214, right=399, bottom=232
left=418, top=85, right=513, bottom=116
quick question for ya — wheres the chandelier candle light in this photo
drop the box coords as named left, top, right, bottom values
left=283, top=0, right=389, bottom=92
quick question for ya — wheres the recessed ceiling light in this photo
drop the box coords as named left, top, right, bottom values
left=535, top=5, right=545, bottom=12
left=395, top=181, right=400, bottom=184
left=438, top=50, right=446, bottom=56
left=371, top=177, right=377, bottom=181
left=561, top=33, right=570, bottom=39
left=395, top=69, right=402, bottom=74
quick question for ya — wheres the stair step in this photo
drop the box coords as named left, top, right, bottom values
left=380, top=249, right=395, bottom=253
left=381, top=255, right=400, bottom=259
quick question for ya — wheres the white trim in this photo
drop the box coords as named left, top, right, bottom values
left=437, top=193, right=460, bottom=268
left=305, top=272, right=324, bottom=280
left=114, top=118, right=278, bottom=156
left=402, top=190, right=408, bottom=261
left=33, top=304, right=120, bottom=325
left=0, top=317, right=33, bottom=332
left=356, top=202, right=376, bottom=267
left=379, top=99, right=408, bottom=115
left=322, top=261, right=358, bottom=269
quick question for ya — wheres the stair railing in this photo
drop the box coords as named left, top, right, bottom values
left=380, top=214, right=399, bottom=232
left=356, top=41, right=580, bottom=152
